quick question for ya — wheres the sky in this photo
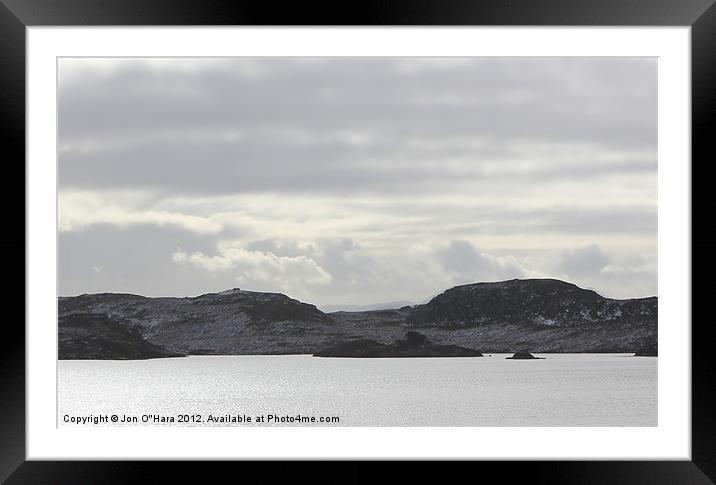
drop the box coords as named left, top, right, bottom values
left=58, top=57, right=657, bottom=306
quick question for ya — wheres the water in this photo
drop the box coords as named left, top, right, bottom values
left=58, top=354, right=657, bottom=426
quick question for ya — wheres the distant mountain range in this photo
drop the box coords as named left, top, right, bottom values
left=58, top=278, right=657, bottom=359
left=319, top=301, right=415, bottom=313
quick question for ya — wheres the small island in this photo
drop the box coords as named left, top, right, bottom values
left=506, top=352, right=544, bottom=360
left=314, top=331, right=483, bottom=358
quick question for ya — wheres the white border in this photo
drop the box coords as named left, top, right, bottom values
left=27, top=27, right=691, bottom=460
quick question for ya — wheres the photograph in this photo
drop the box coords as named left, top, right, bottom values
left=56, top=56, right=658, bottom=427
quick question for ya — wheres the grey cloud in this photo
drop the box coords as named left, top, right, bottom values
left=249, top=238, right=382, bottom=293
left=59, top=57, right=656, bottom=196
left=58, top=129, right=655, bottom=195
left=555, top=244, right=656, bottom=298
left=537, top=207, right=657, bottom=236
left=59, top=58, right=656, bottom=146
left=558, top=244, right=611, bottom=278
left=246, top=239, right=316, bottom=258
left=59, top=224, right=228, bottom=297
left=345, top=204, right=657, bottom=241
left=436, top=240, right=524, bottom=285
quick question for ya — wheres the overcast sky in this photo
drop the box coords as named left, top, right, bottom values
left=58, top=57, right=657, bottom=305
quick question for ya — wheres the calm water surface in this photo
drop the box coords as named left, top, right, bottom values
left=58, top=354, right=656, bottom=426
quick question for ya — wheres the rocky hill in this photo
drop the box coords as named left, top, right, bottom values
left=59, top=288, right=333, bottom=356
left=58, top=313, right=184, bottom=360
left=58, top=279, right=657, bottom=359
left=409, top=279, right=656, bottom=328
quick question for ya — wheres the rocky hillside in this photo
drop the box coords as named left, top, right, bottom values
left=58, top=313, right=184, bottom=360
left=409, top=279, right=656, bottom=329
left=58, top=279, right=657, bottom=359
left=59, top=288, right=333, bottom=356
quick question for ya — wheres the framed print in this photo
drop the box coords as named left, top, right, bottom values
left=3, top=0, right=715, bottom=482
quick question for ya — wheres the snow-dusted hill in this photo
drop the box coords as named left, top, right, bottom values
left=409, top=279, right=656, bottom=328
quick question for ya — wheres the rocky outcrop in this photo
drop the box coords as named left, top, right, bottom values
left=59, top=313, right=183, bottom=360
left=314, top=331, right=483, bottom=357
left=408, top=279, right=656, bottom=330
left=506, top=352, right=544, bottom=360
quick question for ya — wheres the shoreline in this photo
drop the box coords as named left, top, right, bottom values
left=58, top=352, right=657, bottom=362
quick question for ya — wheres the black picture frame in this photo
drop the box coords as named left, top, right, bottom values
left=2, top=0, right=713, bottom=482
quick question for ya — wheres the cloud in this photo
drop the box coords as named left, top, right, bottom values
left=172, top=243, right=333, bottom=288
left=58, top=58, right=656, bottom=148
left=58, top=224, right=222, bottom=297
left=169, top=236, right=447, bottom=304
left=59, top=190, right=223, bottom=234
left=58, top=57, right=656, bottom=196
left=554, top=244, right=657, bottom=298
left=558, top=244, right=612, bottom=278
left=436, top=240, right=525, bottom=284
